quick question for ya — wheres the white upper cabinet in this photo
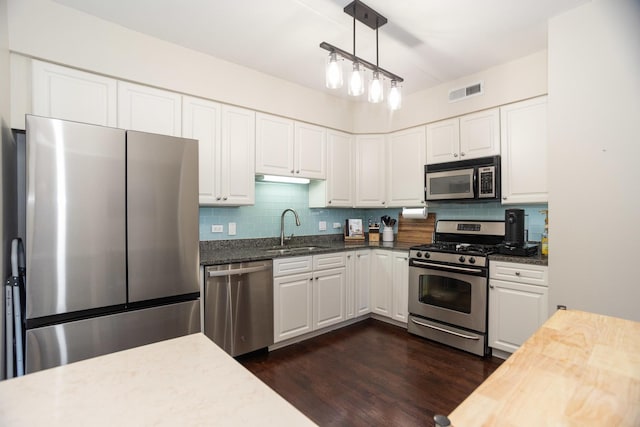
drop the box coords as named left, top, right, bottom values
left=355, top=134, right=387, bottom=207
left=32, top=60, right=117, bottom=127
left=183, top=97, right=255, bottom=206
left=426, top=118, right=459, bottom=165
left=295, top=122, right=327, bottom=180
left=255, top=113, right=326, bottom=179
left=387, top=126, right=427, bottom=207
left=500, top=96, right=548, bottom=204
left=459, top=108, right=500, bottom=159
left=255, top=113, right=295, bottom=176
left=117, top=81, right=182, bottom=136
left=426, top=108, right=500, bottom=164
left=309, top=129, right=354, bottom=208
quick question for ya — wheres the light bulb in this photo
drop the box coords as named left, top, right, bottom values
left=368, top=71, right=384, bottom=103
left=325, top=52, right=343, bottom=89
left=388, top=80, right=402, bottom=110
left=348, top=62, right=364, bottom=96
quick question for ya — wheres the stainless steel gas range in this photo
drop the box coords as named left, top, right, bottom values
left=407, top=220, right=505, bottom=356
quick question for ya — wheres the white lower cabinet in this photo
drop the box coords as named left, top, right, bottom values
left=371, top=250, right=393, bottom=317
left=354, top=250, right=372, bottom=316
left=391, top=252, right=409, bottom=323
left=274, top=271, right=313, bottom=342
left=489, top=261, right=549, bottom=354
left=274, top=253, right=346, bottom=343
left=370, top=250, right=409, bottom=324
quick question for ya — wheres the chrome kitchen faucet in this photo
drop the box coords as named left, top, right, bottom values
left=280, top=208, right=301, bottom=246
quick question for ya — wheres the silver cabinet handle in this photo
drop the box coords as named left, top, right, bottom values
left=216, top=197, right=221, bottom=201
left=453, top=153, right=458, bottom=157
left=515, top=271, right=521, bottom=276
left=382, top=201, right=386, bottom=205
left=460, top=152, right=465, bottom=157
left=223, top=196, right=228, bottom=201
left=296, top=170, right=300, bottom=174
left=290, top=169, right=294, bottom=174
left=207, top=264, right=271, bottom=277
left=411, top=318, right=480, bottom=340
left=328, top=200, right=332, bottom=204
left=503, top=197, right=508, bottom=200
left=489, top=284, right=494, bottom=289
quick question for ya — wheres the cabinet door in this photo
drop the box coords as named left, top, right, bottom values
left=371, top=250, right=392, bottom=317
left=489, top=279, right=549, bottom=353
left=355, top=135, right=387, bottom=207
left=309, top=130, right=354, bottom=208
left=313, top=268, right=346, bottom=329
left=500, top=96, right=548, bottom=204
left=459, top=108, right=500, bottom=160
left=117, top=81, right=182, bottom=136
left=387, top=126, right=427, bottom=207
left=182, top=96, right=221, bottom=205
left=255, top=113, right=294, bottom=176
left=355, top=250, right=372, bottom=316
left=220, top=105, right=256, bottom=205
left=345, top=252, right=356, bottom=320
left=274, top=272, right=313, bottom=343
left=32, top=60, right=117, bottom=127
left=426, top=118, right=459, bottom=164
left=295, top=122, right=326, bottom=179
left=391, top=251, right=409, bottom=323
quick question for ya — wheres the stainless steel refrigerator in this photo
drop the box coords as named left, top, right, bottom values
left=21, top=115, right=200, bottom=373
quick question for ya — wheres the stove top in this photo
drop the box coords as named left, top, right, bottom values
left=411, top=242, right=498, bottom=256
left=409, top=219, right=505, bottom=268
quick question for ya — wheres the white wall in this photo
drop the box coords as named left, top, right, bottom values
left=548, top=0, right=640, bottom=321
left=353, top=50, right=548, bottom=134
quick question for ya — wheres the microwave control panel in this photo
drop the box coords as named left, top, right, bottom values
left=478, top=166, right=496, bottom=198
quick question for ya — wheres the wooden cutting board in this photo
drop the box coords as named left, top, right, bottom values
left=396, top=212, right=436, bottom=244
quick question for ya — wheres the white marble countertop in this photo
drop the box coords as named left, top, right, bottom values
left=0, top=333, right=316, bottom=426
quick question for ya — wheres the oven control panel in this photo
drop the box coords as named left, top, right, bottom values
left=410, top=250, right=487, bottom=267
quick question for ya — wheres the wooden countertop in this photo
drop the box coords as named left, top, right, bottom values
left=0, top=333, right=316, bottom=426
left=448, top=310, right=640, bottom=426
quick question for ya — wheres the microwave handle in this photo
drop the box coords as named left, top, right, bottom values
left=473, top=170, right=477, bottom=197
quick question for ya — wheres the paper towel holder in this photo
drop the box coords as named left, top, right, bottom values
left=402, top=207, right=428, bottom=219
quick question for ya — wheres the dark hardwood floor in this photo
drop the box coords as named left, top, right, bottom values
left=238, top=318, right=503, bottom=426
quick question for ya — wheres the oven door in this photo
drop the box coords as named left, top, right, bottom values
left=425, top=167, right=475, bottom=201
left=408, top=260, right=487, bottom=332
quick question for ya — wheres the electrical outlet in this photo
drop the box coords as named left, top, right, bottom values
left=211, top=224, right=223, bottom=233
left=333, top=222, right=342, bottom=229
left=228, top=222, right=236, bottom=236
left=319, top=221, right=327, bottom=231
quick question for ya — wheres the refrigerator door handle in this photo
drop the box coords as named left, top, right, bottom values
left=207, top=264, right=271, bottom=277
left=226, top=280, right=234, bottom=356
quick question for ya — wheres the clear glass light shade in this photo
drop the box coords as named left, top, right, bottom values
left=348, top=62, right=365, bottom=96
left=368, top=71, right=384, bottom=103
left=325, top=52, right=343, bottom=89
left=388, top=80, right=402, bottom=110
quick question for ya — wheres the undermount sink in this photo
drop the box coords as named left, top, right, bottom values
left=264, top=245, right=328, bottom=255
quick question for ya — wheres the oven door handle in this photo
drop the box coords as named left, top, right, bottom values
left=411, top=318, right=480, bottom=341
left=411, top=260, right=484, bottom=274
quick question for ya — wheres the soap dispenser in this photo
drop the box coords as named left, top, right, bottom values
left=540, top=210, right=549, bottom=256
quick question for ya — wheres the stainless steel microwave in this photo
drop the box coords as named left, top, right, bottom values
left=425, top=156, right=501, bottom=202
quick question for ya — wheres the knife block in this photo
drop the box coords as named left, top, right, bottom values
left=368, top=227, right=380, bottom=242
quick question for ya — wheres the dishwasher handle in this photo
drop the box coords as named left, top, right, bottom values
left=207, top=264, right=271, bottom=277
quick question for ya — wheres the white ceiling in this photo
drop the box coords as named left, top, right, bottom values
left=53, top=0, right=589, bottom=98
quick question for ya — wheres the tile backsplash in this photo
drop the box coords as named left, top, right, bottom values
left=199, top=181, right=548, bottom=242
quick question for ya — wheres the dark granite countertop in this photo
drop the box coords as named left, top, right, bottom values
left=488, top=252, right=548, bottom=266
left=200, top=235, right=413, bottom=266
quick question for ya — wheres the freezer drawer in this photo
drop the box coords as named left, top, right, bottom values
left=205, top=261, right=273, bottom=356
left=25, top=300, right=200, bottom=373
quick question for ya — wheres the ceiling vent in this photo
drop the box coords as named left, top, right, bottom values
left=448, top=81, right=484, bottom=103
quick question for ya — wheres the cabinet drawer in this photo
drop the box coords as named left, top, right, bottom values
left=490, top=261, right=548, bottom=286
left=313, top=252, right=346, bottom=271
left=273, top=256, right=313, bottom=277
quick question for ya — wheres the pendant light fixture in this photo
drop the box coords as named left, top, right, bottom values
left=320, top=0, right=403, bottom=109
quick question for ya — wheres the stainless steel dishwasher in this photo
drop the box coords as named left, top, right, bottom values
left=204, top=260, right=273, bottom=356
